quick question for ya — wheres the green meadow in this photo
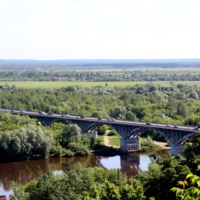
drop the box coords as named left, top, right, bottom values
left=1, top=81, right=200, bottom=89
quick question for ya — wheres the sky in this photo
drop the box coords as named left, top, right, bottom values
left=0, top=0, right=200, bottom=60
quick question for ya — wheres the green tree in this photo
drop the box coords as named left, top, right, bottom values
left=62, top=124, right=81, bottom=144
left=0, top=125, right=53, bottom=157
left=171, top=166, right=200, bottom=200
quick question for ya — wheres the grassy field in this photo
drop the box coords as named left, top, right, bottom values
left=2, top=81, right=200, bottom=89
left=97, top=135, right=104, bottom=143
left=109, top=137, right=120, bottom=147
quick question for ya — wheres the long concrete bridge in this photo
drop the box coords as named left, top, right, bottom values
left=0, top=108, right=197, bottom=155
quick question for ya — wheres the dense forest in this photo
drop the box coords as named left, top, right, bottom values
left=1, top=83, right=200, bottom=126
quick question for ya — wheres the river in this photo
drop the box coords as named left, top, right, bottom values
left=0, top=149, right=169, bottom=199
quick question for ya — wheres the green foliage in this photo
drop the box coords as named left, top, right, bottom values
left=10, top=181, right=29, bottom=200
left=171, top=166, right=200, bottom=200
left=63, top=149, right=74, bottom=157
left=181, top=132, right=200, bottom=174
left=126, top=111, right=137, bottom=120
left=0, top=82, right=200, bottom=127
left=93, top=143, right=106, bottom=150
left=96, top=136, right=104, bottom=143
left=91, top=111, right=109, bottom=118
left=136, top=155, right=191, bottom=200
left=141, top=136, right=160, bottom=149
left=97, top=125, right=108, bottom=135
left=107, top=129, right=119, bottom=136
left=0, top=125, right=53, bottom=158
left=141, top=129, right=167, bottom=142
left=11, top=164, right=145, bottom=200
left=67, top=143, right=78, bottom=152
left=62, top=124, right=81, bottom=144
left=49, top=145, right=64, bottom=157
left=75, top=146, right=90, bottom=156
left=109, top=137, right=120, bottom=147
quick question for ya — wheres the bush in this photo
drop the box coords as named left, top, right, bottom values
left=108, top=129, right=119, bottom=136
left=141, top=136, right=158, bottom=149
left=67, top=143, right=78, bottom=152
left=97, top=125, right=108, bottom=135
left=63, top=149, right=74, bottom=157
left=142, top=130, right=166, bottom=142
left=75, top=146, right=89, bottom=156
left=50, top=145, right=63, bottom=157
left=93, top=143, right=106, bottom=150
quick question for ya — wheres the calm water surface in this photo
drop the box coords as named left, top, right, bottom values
left=0, top=149, right=169, bottom=199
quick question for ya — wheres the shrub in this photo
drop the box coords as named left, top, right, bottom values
left=76, top=146, right=89, bottom=156
left=97, top=125, right=108, bottom=135
left=108, top=130, right=119, bottom=136
left=50, top=145, right=63, bottom=157
left=93, top=143, right=106, bottom=150
left=141, top=136, right=158, bottom=149
left=67, top=143, right=78, bottom=152
left=63, top=149, right=74, bottom=157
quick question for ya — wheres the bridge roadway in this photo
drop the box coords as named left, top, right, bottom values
left=0, top=108, right=197, bottom=155
left=0, top=108, right=196, bottom=131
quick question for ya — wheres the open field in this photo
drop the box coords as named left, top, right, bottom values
left=2, top=81, right=200, bottom=88
left=108, top=137, right=120, bottom=147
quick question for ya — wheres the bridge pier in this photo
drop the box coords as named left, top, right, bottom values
left=84, top=131, right=98, bottom=140
left=170, top=143, right=185, bottom=155
left=120, top=137, right=140, bottom=152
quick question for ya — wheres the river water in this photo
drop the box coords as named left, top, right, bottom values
left=0, top=149, right=169, bottom=199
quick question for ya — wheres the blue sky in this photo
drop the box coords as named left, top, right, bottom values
left=0, top=0, right=200, bottom=60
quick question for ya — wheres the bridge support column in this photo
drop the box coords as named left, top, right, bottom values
left=170, top=143, right=185, bottom=155
left=84, top=131, right=98, bottom=140
left=120, top=137, right=140, bottom=151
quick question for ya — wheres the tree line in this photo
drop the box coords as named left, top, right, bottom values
left=1, top=69, right=200, bottom=81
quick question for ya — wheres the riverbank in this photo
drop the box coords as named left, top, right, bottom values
left=154, top=141, right=170, bottom=149
left=0, top=137, right=169, bottom=164
left=103, top=135, right=170, bottom=150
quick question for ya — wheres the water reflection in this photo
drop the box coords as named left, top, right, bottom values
left=0, top=149, right=169, bottom=198
left=121, top=155, right=140, bottom=177
left=100, top=149, right=169, bottom=177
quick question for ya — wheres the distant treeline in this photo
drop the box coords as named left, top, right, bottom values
left=1, top=59, right=200, bottom=70
left=1, top=70, right=200, bottom=81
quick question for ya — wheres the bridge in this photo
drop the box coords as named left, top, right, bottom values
left=0, top=108, right=197, bottom=155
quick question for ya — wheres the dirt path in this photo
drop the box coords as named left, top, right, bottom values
left=104, top=135, right=110, bottom=146
left=103, top=130, right=119, bottom=147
